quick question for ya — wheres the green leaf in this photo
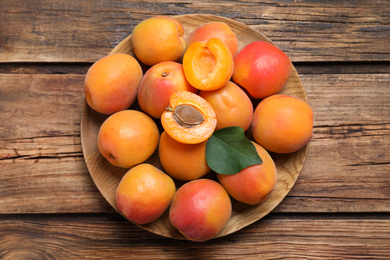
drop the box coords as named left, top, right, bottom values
left=205, top=126, right=263, bottom=175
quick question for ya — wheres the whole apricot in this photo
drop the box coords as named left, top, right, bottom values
left=252, top=94, right=313, bottom=153
left=233, top=41, right=292, bottom=99
left=187, top=22, right=238, bottom=57
left=199, top=81, right=253, bottom=131
left=137, top=61, right=197, bottom=119
left=217, top=142, right=277, bottom=205
left=97, top=110, right=159, bottom=168
left=169, top=179, right=232, bottom=242
left=161, top=91, right=217, bottom=144
left=159, top=131, right=210, bottom=181
left=183, top=38, right=234, bottom=91
left=84, top=53, right=143, bottom=114
left=116, top=163, right=176, bottom=224
left=131, top=16, right=186, bottom=66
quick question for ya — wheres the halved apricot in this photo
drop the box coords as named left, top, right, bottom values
left=161, top=91, right=217, bottom=144
left=182, top=38, right=234, bottom=91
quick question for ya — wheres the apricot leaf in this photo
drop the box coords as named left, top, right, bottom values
left=205, top=126, right=262, bottom=175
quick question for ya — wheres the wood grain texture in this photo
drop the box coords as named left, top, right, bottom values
left=1, top=71, right=389, bottom=214
left=0, top=214, right=389, bottom=259
left=0, top=0, right=389, bottom=62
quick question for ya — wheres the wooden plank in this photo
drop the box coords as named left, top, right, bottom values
left=0, top=214, right=389, bottom=259
left=0, top=1, right=389, bottom=63
left=0, top=73, right=389, bottom=214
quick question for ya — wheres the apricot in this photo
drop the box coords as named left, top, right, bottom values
left=187, top=22, right=238, bottom=57
left=137, top=61, right=197, bottom=119
left=84, top=53, right=143, bottom=114
left=183, top=38, right=234, bottom=91
left=217, top=142, right=277, bottom=205
left=169, top=179, right=232, bottom=242
left=131, top=16, right=186, bottom=66
left=199, top=81, right=253, bottom=131
left=116, top=163, right=176, bottom=224
left=97, top=110, right=159, bottom=168
left=159, top=131, right=210, bottom=181
left=252, top=94, right=313, bottom=154
left=232, top=41, right=292, bottom=99
left=161, top=91, right=217, bottom=144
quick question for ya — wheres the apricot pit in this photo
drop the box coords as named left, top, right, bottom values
left=171, top=104, right=205, bottom=128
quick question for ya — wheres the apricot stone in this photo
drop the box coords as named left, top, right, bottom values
left=199, top=81, right=253, bottom=131
left=116, top=164, right=176, bottom=224
left=252, top=94, right=313, bottom=153
left=84, top=53, right=143, bottom=115
left=169, top=179, right=232, bottom=242
left=131, top=16, right=186, bottom=66
left=97, top=110, right=159, bottom=168
left=217, top=142, right=277, bottom=205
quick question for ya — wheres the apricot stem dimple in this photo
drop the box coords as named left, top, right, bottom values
left=161, top=72, right=168, bottom=77
left=172, top=104, right=205, bottom=128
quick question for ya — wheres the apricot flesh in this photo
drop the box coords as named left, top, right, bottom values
left=199, top=81, right=254, bottom=131
left=137, top=61, right=197, bottom=119
left=159, top=131, right=210, bottom=181
left=161, top=91, right=217, bottom=144
left=183, top=38, right=234, bottom=91
left=116, top=163, right=176, bottom=224
left=169, top=179, right=232, bottom=242
left=252, top=94, right=313, bottom=153
left=217, top=142, right=277, bottom=205
left=97, top=110, right=160, bottom=168
left=131, top=16, right=186, bottom=66
left=84, top=53, right=143, bottom=114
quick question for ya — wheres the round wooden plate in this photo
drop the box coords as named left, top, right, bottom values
left=81, top=14, right=308, bottom=240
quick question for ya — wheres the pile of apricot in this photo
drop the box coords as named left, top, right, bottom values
left=84, top=16, right=314, bottom=242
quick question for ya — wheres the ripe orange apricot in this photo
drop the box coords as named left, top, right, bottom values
left=183, top=38, right=234, bottom=91
left=199, top=81, right=253, bottom=131
left=187, top=22, right=238, bottom=57
left=137, top=61, right=197, bottom=119
left=116, top=163, right=176, bottom=225
left=84, top=53, right=143, bottom=114
left=159, top=131, right=210, bottom=181
left=97, top=110, right=160, bottom=168
left=252, top=94, right=313, bottom=153
left=161, top=91, right=217, bottom=144
left=217, top=142, right=277, bottom=205
left=131, top=16, right=186, bottom=66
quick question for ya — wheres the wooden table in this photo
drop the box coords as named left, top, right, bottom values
left=1, top=1, right=389, bottom=259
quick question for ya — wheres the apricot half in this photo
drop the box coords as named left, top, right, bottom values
left=183, top=38, right=234, bottom=91
left=161, top=91, right=217, bottom=144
